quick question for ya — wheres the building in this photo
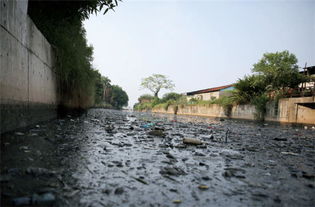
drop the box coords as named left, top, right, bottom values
left=186, top=84, right=235, bottom=101
left=299, top=66, right=315, bottom=91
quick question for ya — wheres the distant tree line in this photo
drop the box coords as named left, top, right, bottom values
left=94, top=75, right=128, bottom=109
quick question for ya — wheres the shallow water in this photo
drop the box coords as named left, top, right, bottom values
left=1, top=109, right=315, bottom=206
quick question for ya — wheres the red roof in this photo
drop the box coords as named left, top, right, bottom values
left=186, top=84, right=235, bottom=95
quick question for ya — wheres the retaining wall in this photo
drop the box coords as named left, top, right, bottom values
left=0, top=0, right=58, bottom=133
left=151, top=97, right=315, bottom=125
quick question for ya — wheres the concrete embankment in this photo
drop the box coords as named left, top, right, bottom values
left=151, top=97, right=315, bottom=125
left=0, top=0, right=58, bottom=133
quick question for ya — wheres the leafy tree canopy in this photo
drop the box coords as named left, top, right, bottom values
left=141, top=74, right=175, bottom=98
left=233, top=75, right=266, bottom=104
left=252, top=50, right=304, bottom=90
left=232, top=50, right=307, bottom=120
left=110, top=85, right=129, bottom=109
left=28, top=0, right=120, bottom=21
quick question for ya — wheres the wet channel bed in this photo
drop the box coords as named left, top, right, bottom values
left=1, top=109, right=315, bottom=206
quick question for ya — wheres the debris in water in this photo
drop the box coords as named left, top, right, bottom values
left=132, top=176, right=149, bottom=185
left=281, top=152, right=299, bottom=156
left=183, top=138, right=202, bottom=145
left=198, top=185, right=209, bottom=190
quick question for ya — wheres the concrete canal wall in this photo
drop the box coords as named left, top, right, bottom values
left=152, top=97, right=315, bottom=125
left=0, top=0, right=58, bottom=133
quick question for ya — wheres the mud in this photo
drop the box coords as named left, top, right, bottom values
left=1, top=109, right=315, bottom=206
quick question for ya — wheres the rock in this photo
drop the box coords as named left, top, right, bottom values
left=160, top=167, right=186, bottom=176
left=223, top=167, right=246, bottom=178
left=220, top=149, right=243, bottom=160
left=132, top=176, right=148, bottom=185
left=90, top=118, right=100, bottom=123
left=148, top=130, right=165, bottom=137
left=0, top=174, right=11, bottom=183
left=245, top=146, right=259, bottom=152
left=182, top=158, right=189, bottom=162
left=201, top=176, right=211, bottom=181
left=183, top=138, right=202, bottom=145
left=32, top=193, right=56, bottom=205
left=25, top=167, right=56, bottom=177
left=114, top=187, right=124, bottom=195
left=209, top=134, right=214, bottom=140
left=223, top=170, right=233, bottom=177
left=11, top=193, right=55, bottom=206
left=252, top=191, right=269, bottom=198
left=12, top=197, right=31, bottom=206
left=154, top=127, right=165, bottom=131
left=191, top=190, right=199, bottom=201
left=102, top=189, right=112, bottom=194
left=194, top=152, right=206, bottom=156
left=105, top=125, right=115, bottom=133
left=302, top=172, right=315, bottom=180
left=175, top=144, right=187, bottom=149
left=274, top=195, right=281, bottom=203
left=165, top=153, right=176, bottom=160
left=199, top=162, right=207, bottom=166
left=274, top=137, right=287, bottom=141
left=196, top=145, right=207, bottom=149
left=7, top=168, right=21, bottom=175
left=112, top=161, right=123, bottom=167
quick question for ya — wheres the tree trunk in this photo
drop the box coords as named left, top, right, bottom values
left=154, top=88, right=160, bottom=98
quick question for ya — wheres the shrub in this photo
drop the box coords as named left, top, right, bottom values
left=161, top=93, right=183, bottom=103
left=251, top=94, right=269, bottom=121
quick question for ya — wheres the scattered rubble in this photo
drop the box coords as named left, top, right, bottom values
left=1, top=109, right=314, bottom=206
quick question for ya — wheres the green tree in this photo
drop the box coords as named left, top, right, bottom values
left=232, top=75, right=266, bottom=104
left=110, top=85, right=129, bottom=109
left=28, top=0, right=120, bottom=21
left=252, top=50, right=305, bottom=90
left=141, top=74, right=175, bottom=98
left=95, top=75, right=112, bottom=104
left=27, top=0, right=121, bottom=109
left=231, top=50, right=306, bottom=121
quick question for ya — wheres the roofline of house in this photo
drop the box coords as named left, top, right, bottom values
left=186, top=84, right=235, bottom=96
left=300, top=65, right=315, bottom=75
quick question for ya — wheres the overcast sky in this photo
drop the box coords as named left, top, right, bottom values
left=84, top=0, right=315, bottom=107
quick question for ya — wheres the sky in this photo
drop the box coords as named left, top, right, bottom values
left=83, top=0, right=315, bottom=107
